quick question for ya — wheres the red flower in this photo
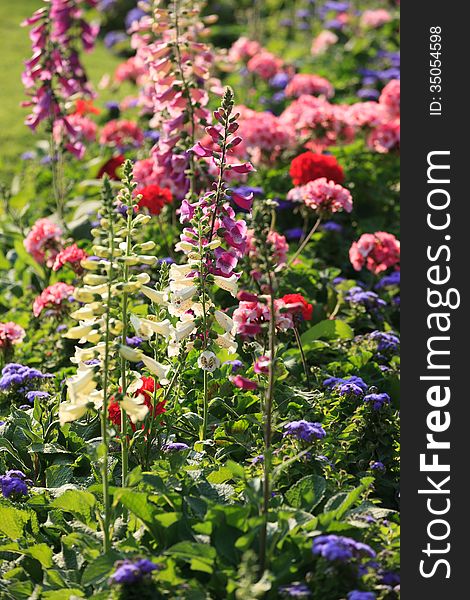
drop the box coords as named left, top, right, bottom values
left=108, top=376, right=166, bottom=430
left=97, top=155, right=126, bottom=180
left=137, top=184, right=173, bottom=215
left=75, top=99, right=100, bottom=116
left=282, top=293, right=313, bottom=321
left=289, top=152, right=344, bottom=186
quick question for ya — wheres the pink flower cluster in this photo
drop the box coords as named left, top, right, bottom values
left=311, top=31, right=338, bottom=56
left=285, top=74, right=334, bottom=99
left=114, top=56, right=147, bottom=85
left=367, top=80, right=400, bottom=153
left=233, top=298, right=294, bottom=338
left=288, top=178, right=353, bottom=214
left=349, top=231, right=400, bottom=274
left=33, top=283, right=75, bottom=318
left=246, top=230, right=289, bottom=278
left=228, top=37, right=261, bottom=63
left=52, top=244, right=88, bottom=272
left=24, top=218, right=63, bottom=266
left=360, top=9, right=393, bottom=28
left=53, top=113, right=97, bottom=149
left=100, top=120, right=144, bottom=149
left=0, top=322, right=26, bottom=349
left=247, top=50, right=283, bottom=80
left=21, top=0, right=99, bottom=157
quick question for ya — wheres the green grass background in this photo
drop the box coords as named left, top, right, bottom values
left=0, top=0, right=121, bottom=177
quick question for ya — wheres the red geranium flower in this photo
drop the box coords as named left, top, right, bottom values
left=137, top=184, right=173, bottom=215
left=282, top=293, right=313, bottom=321
left=289, top=152, right=344, bottom=186
left=97, top=155, right=126, bottom=180
left=108, top=376, right=166, bottom=430
left=75, top=99, right=101, bottom=116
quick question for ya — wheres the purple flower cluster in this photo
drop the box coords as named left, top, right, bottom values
left=0, top=470, right=29, bottom=499
left=25, top=390, right=50, bottom=403
left=284, top=420, right=326, bottom=442
left=279, top=582, right=311, bottom=597
left=370, top=461, right=385, bottom=471
left=369, top=330, right=399, bottom=353
left=0, top=363, right=52, bottom=393
left=375, top=270, right=400, bottom=290
left=347, top=592, right=376, bottom=600
left=164, top=442, right=190, bottom=452
left=363, top=393, right=391, bottom=410
left=323, top=375, right=368, bottom=397
left=110, top=558, right=158, bottom=585
left=312, top=534, right=376, bottom=562
left=346, top=287, right=386, bottom=309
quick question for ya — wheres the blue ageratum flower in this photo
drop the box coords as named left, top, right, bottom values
left=346, top=287, right=386, bottom=309
left=369, top=331, right=400, bottom=353
left=312, top=535, right=376, bottom=562
left=110, top=558, right=158, bottom=585
left=370, top=461, right=386, bottom=471
left=163, top=442, right=190, bottom=452
left=284, top=420, right=326, bottom=442
left=279, top=582, right=311, bottom=597
left=375, top=271, right=400, bottom=290
left=347, top=592, right=376, bottom=600
left=25, top=390, right=50, bottom=403
left=323, top=375, right=368, bottom=397
left=363, top=393, right=391, bottom=410
left=0, top=470, right=29, bottom=499
left=0, top=363, right=52, bottom=393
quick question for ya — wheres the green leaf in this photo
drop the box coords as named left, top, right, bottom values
left=81, top=552, right=121, bottom=587
left=301, top=319, right=353, bottom=346
left=42, top=590, right=85, bottom=600
left=206, top=467, right=233, bottom=484
left=285, top=475, right=327, bottom=512
left=51, top=489, right=96, bottom=526
left=166, top=541, right=216, bottom=574
left=0, top=504, right=31, bottom=539
left=45, top=465, right=73, bottom=488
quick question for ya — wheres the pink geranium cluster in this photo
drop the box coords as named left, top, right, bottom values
left=367, top=80, right=400, bottom=153
left=247, top=50, right=283, bottom=80
left=33, top=283, right=75, bottom=318
left=280, top=95, right=354, bottom=149
left=21, top=0, right=99, bottom=157
left=24, top=218, right=63, bottom=266
left=311, top=31, right=338, bottom=56
left=349, top=231, right=400, bottom=274
left=233, top=298, right=294, bottom=338
left=288, top=178, right=353, bottom=214
left=228, top=37, right=261, bottom=63
left=0, top=322, right=26, bottom=349
left=100, top=120, right=144, bottom=149
left=285, top=74, right=334, bottom=99
left=52, top=244, right=88, bottom=273
left=360, top=9, right=393, bottom=28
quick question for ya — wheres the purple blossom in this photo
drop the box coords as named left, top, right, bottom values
left=375, top=271, right=400, bottom=289
left=323, top=375, right=368, bottom=397
left=363, top=393, right=391, bottom=410
left=369, top=331, right=399, bottom=353
left=284, top=228, right=304, bottom=241
left=0, top=470, right=29, bottom=499
left=346, top=287, right=386, bottom=309
left=370, top=461, right=385, bottom=471
left=223, top=359, right=243, bottom=373
left=284, top=420, right=326, bottom=442
left=347, top=592, right=376, bottom=600
left=164, top=442, right=190, bottom=452
left=25, top=390, right=50, bottom=403
left=279, top=582, right=311, bottom=597
left=110, top=558, right=157, bottom=585
left=312, top=535, right=375, bottom=562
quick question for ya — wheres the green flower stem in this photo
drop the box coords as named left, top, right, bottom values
left=293, top=325, right=310, bottom=389
left=287, top=215, right=322, bottom=267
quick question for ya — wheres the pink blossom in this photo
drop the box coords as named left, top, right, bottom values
left=214, top=248, right=239, bottom=276
left=100, top=120, right=144, bottom=149
left=253, top=356, right=270, bottom=374
left=379, top=79, right=400, bottom=118
left=247, top=51, right=283, bottom=80
left=133, top=158, right=161, bottom=188
left=233, top=299, right=294, bottom=338
left=114, top=56, right=147, bottom=84
left=24, top=218, right=63, bottom=266
left=367, top=118, right=400, bottom=153
left=52, top=244, right=88, bottom=272
left=33, top=282, right=75, bottom=317
left=349, top=232, right=400, bottom=274
left=311, top=31, right=338, bottom=56
left=228, top=37, right=262, bottom=62
left=288, top=178, right=353, bottom=213
left=285, top=74, right=334, bottom=99
left=0, top=322, right=26, bottom=349
left=230, top=375, right=258, bottom=390
left=361, top=9, right=392, bottom=28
